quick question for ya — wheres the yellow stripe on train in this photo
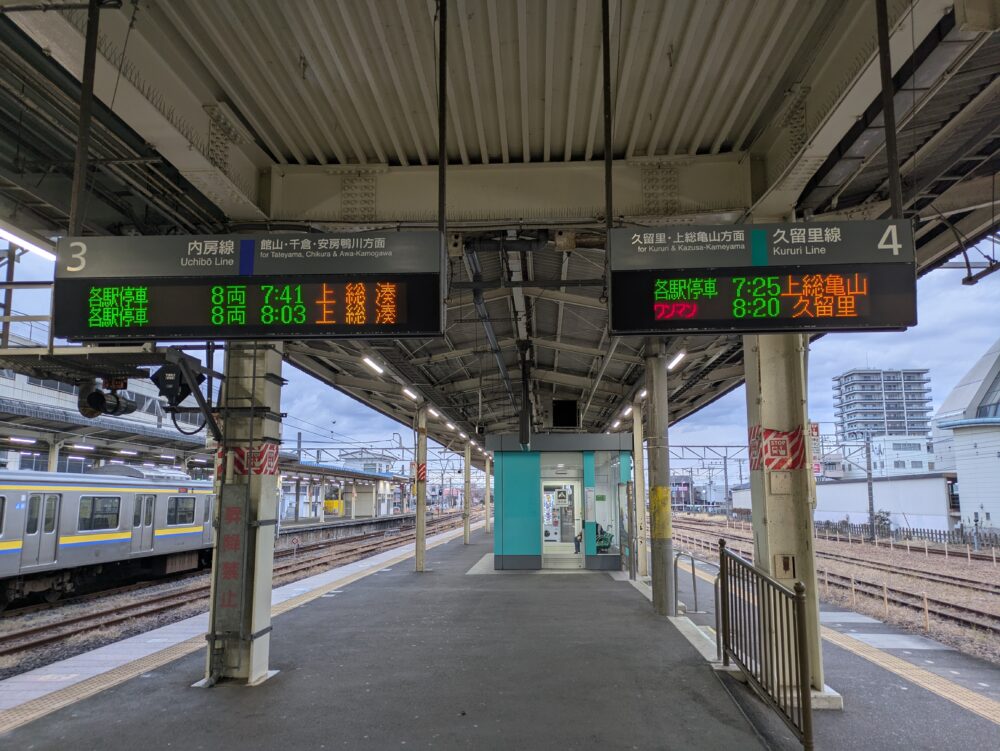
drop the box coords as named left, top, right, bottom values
left=154, top=525, right=204, bottom=537
left=0, top=540, right=23, bottom=551
left=58, top=531, right=132, bottom=545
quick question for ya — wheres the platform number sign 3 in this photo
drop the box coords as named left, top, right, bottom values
left=65, top=241, right=87, bottom=272
left=878, top=224, right=902, bottom=256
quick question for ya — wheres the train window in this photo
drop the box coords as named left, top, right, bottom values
left=43, top=496, right=57, bottom=534
left=0, top=496, right=5, bottom=534
left=167, top=496, right=196, bottom=526
left=144, top=495, right=154, bottom=526
left=26, top=495, right=41, bottom=534
left=78, top=496, right=121, bottom=531
left=203, top=496, right=213, bottom=524
left=133, top=496, right=142, bottom=527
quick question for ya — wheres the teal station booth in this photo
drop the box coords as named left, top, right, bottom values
left=485, top=433, right=634, bottom=571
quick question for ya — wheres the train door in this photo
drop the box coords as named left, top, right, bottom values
left=131, top=494, right=156, bottom=553
left=22, top=493, right=60, bottom=568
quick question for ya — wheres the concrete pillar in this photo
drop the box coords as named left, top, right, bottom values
left=645, top=338, right=673, bottom=616
left=415, top=406, right=427, bottom=571
left=463, top=441, right=471, bottom=544
left=47, top=440, right=63, bottom=472
left=203, top=342, right=283, bottom=686
left=351, top=484, right=357, bottom=519
left=743, top=333, right=824, bottom=690
left=484, top=454, right=493, bottom=533
left=632, top=399, right=648, bottom=577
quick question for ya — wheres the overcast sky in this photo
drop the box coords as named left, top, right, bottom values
left=12, top=240, right=1000, bottom=474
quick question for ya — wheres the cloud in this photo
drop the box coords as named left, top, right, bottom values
left=676, top=265, right=1000, bottom=443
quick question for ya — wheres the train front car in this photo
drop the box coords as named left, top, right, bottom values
left=0, top=466, right=213, bottom=609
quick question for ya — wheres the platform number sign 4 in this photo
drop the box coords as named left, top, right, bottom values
left=878, top=224, right=902, bottom=256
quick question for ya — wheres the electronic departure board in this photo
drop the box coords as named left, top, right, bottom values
left=608, top=221, right=917, bottom=335
left=53, top=232, right=444, bottom=341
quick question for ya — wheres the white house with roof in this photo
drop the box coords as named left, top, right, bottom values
left=933, top=337, right=1000, bottom=530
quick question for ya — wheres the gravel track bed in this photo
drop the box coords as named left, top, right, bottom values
left=675, top=523, right=1000, bottom=666
left=0, top=548, right=377, bottom=682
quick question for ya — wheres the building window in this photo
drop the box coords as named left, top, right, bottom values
left=893, top=461, right=906, bottom=469
left=928, top=462, right=935, bottom=471
left=910, top=461, right=923, bottom=469
left=26, top=376, right=78, bottom=394
left=892, top=443, right=921, bottom=451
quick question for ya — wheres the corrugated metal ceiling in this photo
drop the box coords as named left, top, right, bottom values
left=148, top=0, right=831, bottom=167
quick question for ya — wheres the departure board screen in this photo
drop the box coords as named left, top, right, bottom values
left=52, top=231, right=445, bottom=341
left=53, top=274, right=440, bottom=340
left=607, top=221, right=917, bottom=335
left=610, top=265, right=916, bottom=334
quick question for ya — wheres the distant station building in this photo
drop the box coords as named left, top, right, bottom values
left=0, top=363, right=206, bottom=474
left=833, top=368, right=932, bottom=440
left=933, top=337, right=1000, bottom=530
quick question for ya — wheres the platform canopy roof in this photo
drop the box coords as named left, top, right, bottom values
left=1, top=0, right=998, bottom=450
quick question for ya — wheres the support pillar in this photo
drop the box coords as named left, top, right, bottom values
left=645, top=337, right=673, bottom=615
left=415, top=406, right=427, bottom=571
left=632, top=398, right=648, bottom=578
left=743, top=333, right=824, bottom=690
left=463, top=441, right=471, bottom=544
left=47, top=440, right=63, bottom=473
left=202, top=343, right=283, bottom=686
left=484, top=454, right=493, bottom=533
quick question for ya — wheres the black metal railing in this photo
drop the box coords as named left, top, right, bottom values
left=719, top=539, right=813, bottom=750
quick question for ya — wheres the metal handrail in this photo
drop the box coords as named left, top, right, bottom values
left=719, top=538, right=814, bottom=751
left=673, top=550, right=716, bottom=614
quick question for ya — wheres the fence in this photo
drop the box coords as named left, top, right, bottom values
left=814, top=520, right=1000, bottom=548
left=719, top=539, right=814, bottom=750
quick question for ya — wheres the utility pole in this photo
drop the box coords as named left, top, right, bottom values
left=866, top=434, right=876, bottom=540
left=294, top=431, right=302, bottom=522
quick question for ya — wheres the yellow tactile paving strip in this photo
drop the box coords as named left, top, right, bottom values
left=678, top=561, right=1000, bottom=728
left=820, top=627, right=1000, bottom=726
left=0, top=526, right=471, bottom=735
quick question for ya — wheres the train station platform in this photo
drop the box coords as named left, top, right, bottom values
left=1, top=528, right=998, bottom=749
left=1, top=526, right=765, bottom=749
left=673, top=556, right=1000, bottom=749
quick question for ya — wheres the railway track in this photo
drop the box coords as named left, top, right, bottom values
left=0, top=513, right=469, bottom=659
left=672, top=529, right=1000, bottom=637
left=676, top=515, right=998, bottom=563
left=673, top=522, right=1000, bottom=598
left=1, top=512, right=463, bottom=617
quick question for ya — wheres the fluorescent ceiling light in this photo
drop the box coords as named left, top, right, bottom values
left=159, top=454, right=175, bottom=460
left=0, top=218, right=56, bottom=262
left=429, top=408, right=440, bottom=417
left=67, top=455, right=87, bottom=461
left=623, top=406, right=633, bottom=416
left=362, top=356, right=384, bottom=374
left=110, top=460, right=124, bottom=464
left=446, top=422, right=455, bottom=430
left=403, top=388, right=418, bottom=400
left=72, top=444, right=95, bottom=450
left=192, top=458, right=208, bottom=463
left=667, top=351, right=686, bottom=371
left=459, top=432, right=467, bottom=438
left=118, top=449, right=138, bottom=455
left=8, top=436, right=36, bottom=444
left=639, top=389, right=647, bottom=399
left=142, top=463, right=155, bottom=467
left=612, top=420, right=620, bottom=428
